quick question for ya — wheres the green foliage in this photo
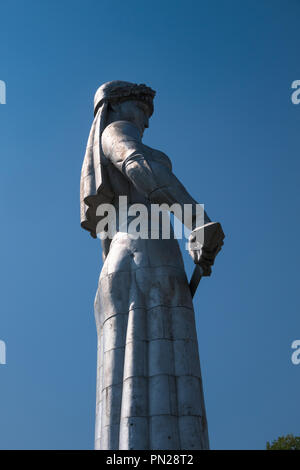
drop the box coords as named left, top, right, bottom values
left=266, top=434, right=300, bottom=450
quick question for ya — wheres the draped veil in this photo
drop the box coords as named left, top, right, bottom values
left=80, top=81, right=155, bottom=239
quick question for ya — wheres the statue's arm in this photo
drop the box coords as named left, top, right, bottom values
left=102, top=120, right=211, bottom=230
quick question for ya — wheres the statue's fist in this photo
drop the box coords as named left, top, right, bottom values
left=188, top=222, right=225, bottom=276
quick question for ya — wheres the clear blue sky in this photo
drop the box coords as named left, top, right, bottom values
left=0, top=0, right=299, bottom=450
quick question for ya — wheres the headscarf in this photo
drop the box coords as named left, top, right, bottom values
left=80, top=81, right=155, bottom=238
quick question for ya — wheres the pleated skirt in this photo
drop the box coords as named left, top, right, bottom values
left=94, top=232, right=209, bottom=450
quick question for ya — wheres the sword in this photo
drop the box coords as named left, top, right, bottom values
left=189, top=265, right=204, bottom=298
left=188, top=222, right=225, bottom=298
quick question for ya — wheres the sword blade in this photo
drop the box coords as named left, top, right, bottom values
left=189, top=265, right=204, bottom=298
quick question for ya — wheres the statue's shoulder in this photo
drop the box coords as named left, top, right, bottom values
left=102, top=120, right=142, bottom=161
left=102, top=120, right=141, bottom=147
left=102, top=120, right=172, bottom=170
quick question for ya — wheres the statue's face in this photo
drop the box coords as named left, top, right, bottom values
left=111, top=100, right=150, bottom=136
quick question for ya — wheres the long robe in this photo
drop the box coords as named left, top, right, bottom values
left=93, top=121, right=209, bottom=450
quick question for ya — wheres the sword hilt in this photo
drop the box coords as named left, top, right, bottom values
left=188, top=221, right=225, bottom=298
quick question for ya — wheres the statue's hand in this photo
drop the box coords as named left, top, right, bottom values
left=188, top=222, right=225, bottom=276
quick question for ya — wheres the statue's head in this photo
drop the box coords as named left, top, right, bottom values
left=94, top=81, right=155, bottom=136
